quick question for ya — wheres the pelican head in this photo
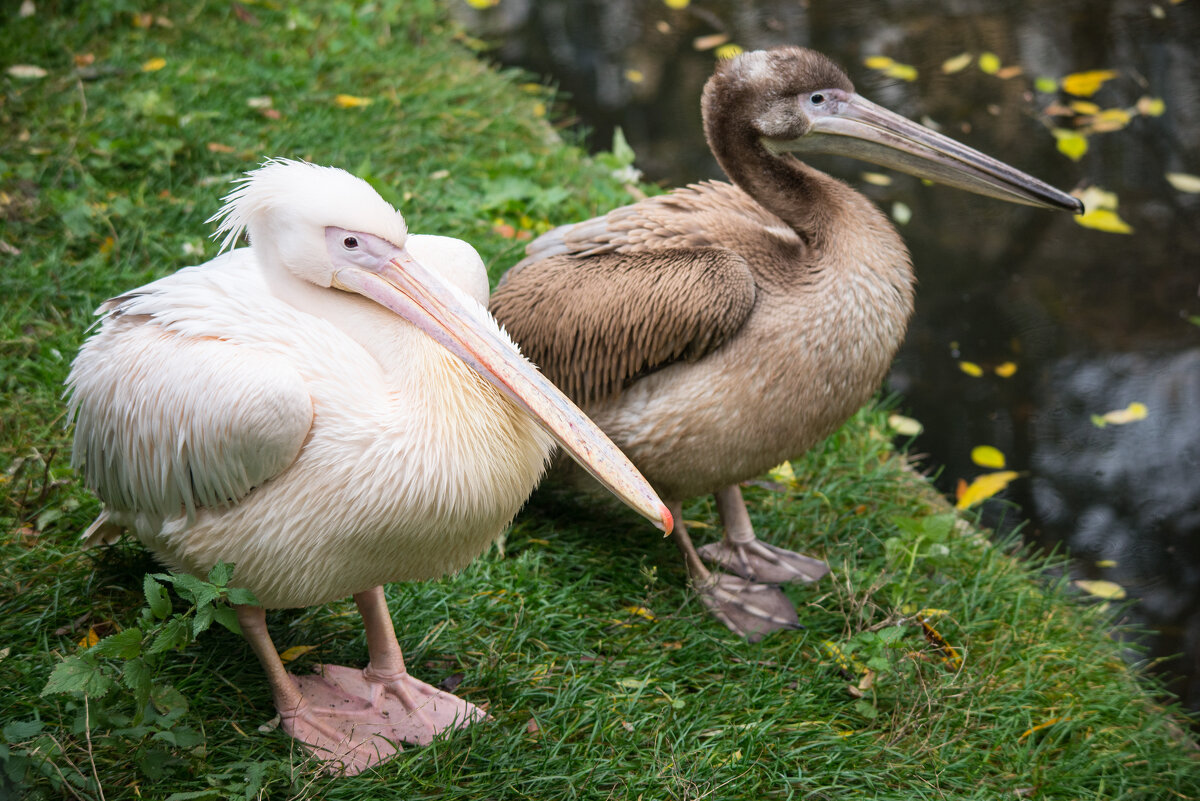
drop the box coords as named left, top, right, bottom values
left=705, top=47, right=1083, bottom=213
left=210, top=159, right=672, bottom=534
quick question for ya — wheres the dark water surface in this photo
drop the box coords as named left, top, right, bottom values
left=461, top=0, right=1200, bottom=709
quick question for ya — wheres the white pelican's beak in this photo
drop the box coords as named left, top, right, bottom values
left=326, top=227, right=673, bottom=535
left=776, top=92, right=1083, bottom=212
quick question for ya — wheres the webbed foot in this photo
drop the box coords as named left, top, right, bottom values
left=698, top=537, right=829, bottom=584
left=695, top=573, right=802, bottom=643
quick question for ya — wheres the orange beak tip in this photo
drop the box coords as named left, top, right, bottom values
left=660, top=504, right=674, bottom=537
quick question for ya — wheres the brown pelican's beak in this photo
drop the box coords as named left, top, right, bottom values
left=326, top=227, right=673, bottom=536
left=778, top=92, right=1083, bottom=213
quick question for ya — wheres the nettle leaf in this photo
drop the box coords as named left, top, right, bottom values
left=192, top=603, right=214, bottom=637
left=122, top=657, right=154, bottom=712
left=224, top=586, right=260, bottom=607
left=2, top=720, right=44, bottom=742
left=206, top=561, right=235, bottom=587
left=92, top=627, right=143, bottom=660
left=877, top=626, right=907, bottom=645
left=211, top=604, right=243, bottom=635
left=144, top=574, right=172, bottom=620
left=42, top=655, right=114, bottom=697
left=147, top=618, right=191, bottom=655
left=169, top=573, right=221, bottom=608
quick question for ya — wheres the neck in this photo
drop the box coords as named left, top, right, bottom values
left=705, top=115, right=837, bottom=249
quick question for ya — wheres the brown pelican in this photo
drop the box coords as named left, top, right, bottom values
left=490, top=48, right=1080, bottom=640
left=66, top=160, right=671, bottom=773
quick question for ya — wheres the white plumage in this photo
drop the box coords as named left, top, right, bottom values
left=66, top=159, right=669, bottom=773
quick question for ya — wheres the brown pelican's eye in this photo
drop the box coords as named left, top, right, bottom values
left=343, top=236, right=359, bottom=249
left=810, top=93, right=826, bottom=105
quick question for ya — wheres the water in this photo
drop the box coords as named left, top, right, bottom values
left=460, top=0, right=1200, bottom=709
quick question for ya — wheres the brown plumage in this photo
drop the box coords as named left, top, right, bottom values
left=492, top=47, right=1080, bottom=639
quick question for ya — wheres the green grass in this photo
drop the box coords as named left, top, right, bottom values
left=2, top=1, right=1198, bottom=798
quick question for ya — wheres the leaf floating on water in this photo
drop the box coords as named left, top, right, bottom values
left=1136, top=96, right=1165, bottom=116
left=1095, top=559, right=1118, bottom=568
left=1034, top=76, right=1059, bottom=93
left=1061, top=69, right=1118, bottom=97
left=958, top=361, right=984, bottom=378
left=1075, top=208, right=1133, bottom=234
left=1069, top=100, right=1101, bottom=115
left=978, top=52, right=1002, bottom=74
left=1166, top=173, right=1200, bottom=193
left=994, top=361, right=1018, bottom=378
left=1074, top=579, right=1126, bottom=600
left=1087, top=108, right=1132, bottom=133
left=1052, top=129, right=1089, bottom=162
left=955, top=471, right=1020, bottom=510
left=996, top=65, right=1023, bottom=80
left=862, top=172, right=892, bottom=186
left=941, top=53, right=973, bottom=74
left=864, top=55, right=918, bottom=82
left=887, top=414, right=923, bottom=437
left=1090, top=401, right=1147, bottom=427
left=970, top=445, right=1006, bottom=469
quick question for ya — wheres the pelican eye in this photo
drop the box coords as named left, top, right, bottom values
left=343, top=236, right=359, bottom=249
left=810, top=93, right=826, bottom=105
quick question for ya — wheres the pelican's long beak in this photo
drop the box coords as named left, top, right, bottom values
left=329, top=231, right=673, bottom=535
left=781, top=93, right=1083, bottom=212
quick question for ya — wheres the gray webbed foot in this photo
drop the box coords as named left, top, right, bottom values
left=698, top=537, right=830, bottom=585
left=694, top=573, right=801, bottom=642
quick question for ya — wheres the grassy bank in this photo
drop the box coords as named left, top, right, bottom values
left=2, top=1, right=1197, bottom=798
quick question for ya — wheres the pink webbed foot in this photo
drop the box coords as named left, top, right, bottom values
left=695, top=573, right=802, bottom=643
left=697, top=537, right=830, bottom=585
left=283, top=664, right=487, bottom=775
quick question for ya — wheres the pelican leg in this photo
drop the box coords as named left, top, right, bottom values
left=280, top=586, right=485, bottom=775
left=696, top=485, right=830, bottom=584
left=669, top=502, right=801, bottom=642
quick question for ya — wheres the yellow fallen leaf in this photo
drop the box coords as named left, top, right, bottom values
left=941, top=53, right=972, bottom=74
left=970, top=445, right=1006, bottom=469
left=692, top=33, right=729, bottom=51
left=278, top=644, right=317, bottom=663
left=1095, top=559, right=1118, bottom=568
left=1166, top=173, right=1200, bottom=193
left=334, top=94, right=372, bottom=108
left=1069, top=100, right=1100, bottom=115
left=958, top=361, right=984, bottom=377
left=887, top=414, right=923, bottom=437
left=1061, top=69, right=1118, bottom=97
left=955, top=471, right=1020, bottom=510
left=864, top=55, right=895, bottom=70
left=1075, top=208, right=1133, bottom=234
left=625, top=69, right=644, bottom=84
left=78, top=626, right=101, bottom=649
left=663, top=0, right=690, bottom=8
left=1091, top=401, right=1147, bottom=427
left=1075, top=186, right=1120, bottom=212
left=466, top=0, right=499, bottom=7
left=996, top=65, right=1023, bottom=80
left=1087, top=108, right=1131, bottom=133
left=6, top=64, right=48, bottom=79
left=141, top=57, right=167, bottom=72
left=978, top=52, right=1002, bottom=74
left=994, top=361, right=1018, bottom=378
left=623, top=605, right=657, bottom=621
left=861, top=172, right=892, bottom=186
left=1136, top=96, right=1165, bottom=116
left=1052, top=129, right=1089, bottom=162
left=1074, top=579, right=1126, bottom=600
left=715, top=44, right=744, bottom=60
left=864, top=56, right=917, bottom=81
left=768, top=461, right=797, bottom=484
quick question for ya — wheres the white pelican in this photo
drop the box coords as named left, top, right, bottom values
left=67, top=159, right=672, bottom=774
left=491, top=48, right=1080, bottom=640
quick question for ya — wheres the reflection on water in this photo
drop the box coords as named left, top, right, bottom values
left=461, top=0, right=1200, bottom=709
